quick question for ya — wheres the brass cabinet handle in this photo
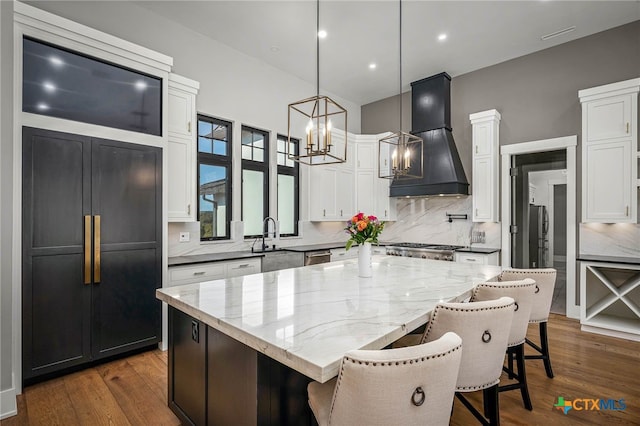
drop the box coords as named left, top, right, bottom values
left=94, top=215, right=101, bottom=283
left=627, top=122, right=630, bottom=133
left=187, top=204, right=191, bottom=215
left=188, top=121, right=191, bottom=133
left=475, top=145, right=478, bottom=154
left=626, top=206, right=629, bottom=216
left=84, top=215, right=91, bottom=284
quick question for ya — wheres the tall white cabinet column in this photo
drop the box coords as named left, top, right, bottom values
left=579, top=78, right=639, bottom=223
left=167, top=73, right=199, bottom=222
left=470, top=109, right=501, bottom=222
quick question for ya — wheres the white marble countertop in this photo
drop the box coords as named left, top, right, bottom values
left=157, top=255, right=502, bottom=383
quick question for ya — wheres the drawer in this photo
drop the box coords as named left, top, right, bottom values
left=169, top=263, right=226, bottom=285
left=455, top=253, right=488, bottom=265
left=226, top=259, right=261, bottom=278
left=331, top=248, right=358, bottom=261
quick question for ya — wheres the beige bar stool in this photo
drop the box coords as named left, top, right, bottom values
left=307, top=332, right=463, bottom=426
left=499, top=268, right=557, bottom=378
left=471, top=279, right=536, bottom=411
left=394, top=297, right=515, bottom=425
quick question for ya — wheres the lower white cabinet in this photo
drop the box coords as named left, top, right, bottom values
left=331, top=247, right=358, bottom=261
left=454, top=251, right=499, bottom=266
left=168, top=258, right=261, bottom=286
left=580, top=261, right=640, bottom=341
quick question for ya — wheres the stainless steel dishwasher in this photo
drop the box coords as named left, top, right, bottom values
left=303, top=250, right=331, bottom=265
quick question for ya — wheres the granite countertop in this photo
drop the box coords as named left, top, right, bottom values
left=168, top=251, right=264, bottom=267
left=455, top=247, right=501, bottom=254
left=577, top=254, right=640, bottom=266
left=157, top=256, right=502, bottom=383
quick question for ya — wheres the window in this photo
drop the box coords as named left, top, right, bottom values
left=23, top=37, right=161, bottom=136
left=198, top=115, right=232, bottom=241
left=242, top=126, right=269, bottom=238
left=277, top=135, right=299, bottom=236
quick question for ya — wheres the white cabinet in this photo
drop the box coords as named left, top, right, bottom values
left=331, top=247, right=358, bottom=261
left=168, top=73, right=199, bottom=222
left=454, top=251, right=499, bottom=266
left=580, top=261, right=640, bottom=341
left=168, top=258, right=261, bottom=286
left=309, top=144, right=354, bottom=221
left=579, top=78, right=639, bottom=223
left=470, top=110, right=501, bottom=222
left=309, top=132, right=398, bottom=222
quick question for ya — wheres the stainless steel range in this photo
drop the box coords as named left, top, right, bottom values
left=385, top=243, right=464, bottom=261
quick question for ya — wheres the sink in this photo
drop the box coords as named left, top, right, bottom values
left=260, top=250, right=305, bottom=272
left=251, top=246, right=281, bottom=253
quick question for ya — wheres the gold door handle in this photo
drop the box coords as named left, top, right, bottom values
left=84, top=215, right=91, bottom=284
left=94, top=215, right=101, bottom=283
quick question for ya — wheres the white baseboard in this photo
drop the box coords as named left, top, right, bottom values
left=0, top=384, right=17, bottom=420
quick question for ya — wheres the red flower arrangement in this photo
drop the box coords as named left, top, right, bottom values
left=344, top=212, right=385, bottom=250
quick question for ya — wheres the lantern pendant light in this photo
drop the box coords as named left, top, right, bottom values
left=287, top=0, right=348, bottom=165
left=379, top=0, right=423, bottom=180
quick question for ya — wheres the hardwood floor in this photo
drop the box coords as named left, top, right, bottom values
left=3, top=314, right=638, bottom=425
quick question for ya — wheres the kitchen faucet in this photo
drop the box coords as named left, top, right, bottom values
left=261, top=216, right=277, bottom=251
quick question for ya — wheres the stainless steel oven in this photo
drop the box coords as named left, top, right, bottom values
left=304, top=250, right=332, bottom=265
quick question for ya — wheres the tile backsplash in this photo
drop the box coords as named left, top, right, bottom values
left=579, top=223, right=640, bottom=258
left=168, top=196, right=502, bottom=257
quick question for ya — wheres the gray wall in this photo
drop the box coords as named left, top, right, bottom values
left=1, top=0, right=14, bottom=393
left=362, top=20, right=640, bottom=181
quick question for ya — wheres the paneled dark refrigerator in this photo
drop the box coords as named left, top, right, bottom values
left=22, top=127, right=162, bottom=384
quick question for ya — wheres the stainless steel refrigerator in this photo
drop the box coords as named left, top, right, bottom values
left=529, top=204, right=549, bottom=268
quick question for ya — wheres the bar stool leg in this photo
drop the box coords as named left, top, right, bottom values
left=515, top=344, right=533, bottom=411
left=483, top=384, right=500, bottom=426
left=540, top=322, right=554, bottom=378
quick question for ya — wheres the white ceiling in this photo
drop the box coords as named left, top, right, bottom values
left=136, top=1, right=640, bottom=106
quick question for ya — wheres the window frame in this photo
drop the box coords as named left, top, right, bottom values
left=197, top=114, right=233, bottom=241
left=241, top=125, right=270, bottom=239
left=276, top=134, right=300, bottom=237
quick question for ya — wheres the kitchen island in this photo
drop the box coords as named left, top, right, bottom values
left=156, top=255, right=502, bottom=425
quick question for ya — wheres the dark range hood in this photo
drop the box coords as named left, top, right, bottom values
left=390, top=72, right=469, bottom=197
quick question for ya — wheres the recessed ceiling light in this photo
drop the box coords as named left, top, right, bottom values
left=318, top=30, right=327, bottom=39
left=49, top=56, right=64, bottom=67
left=134, top=80, right=148, bottom=91
left=37, top=102, right=49, bottom=110
left=270, top=46, right=280, bottom=52
left=541, top=26, right=576, bottom=41
left=438, top=34, right=447, bottom=41
left=43, top=81, right=56, bottom=92
left=369, top=63, right=377, bottom=70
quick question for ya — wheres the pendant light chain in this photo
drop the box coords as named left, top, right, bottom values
left=316, top=0, right=320, bottom=97
left=399, top=0, right=403, bottom=132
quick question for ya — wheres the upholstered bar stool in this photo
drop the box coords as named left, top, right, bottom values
left=498, top=269, right=557, bottom=378
left=307, top=332, right=463, bottom=426
left=396, top=297, right=515, bottom=425
left=470, top=279, right=536, bottom=411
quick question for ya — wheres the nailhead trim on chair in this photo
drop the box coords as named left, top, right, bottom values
left=456, top=379, right=500, bottom=391
left=498, top=270, right=556, bottom=281
left=421, top=302, right=515, bottom=344
left=328, top=343, right=463, bottom=420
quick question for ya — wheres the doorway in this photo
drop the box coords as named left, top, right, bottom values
left=511, top=150, right=567, bottom=314
left=500, top=136, right=578, bottom=319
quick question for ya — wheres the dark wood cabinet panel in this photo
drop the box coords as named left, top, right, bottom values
left=169, top=308, right=206, bottom=426
left=22, top=127, right=162, bottom=384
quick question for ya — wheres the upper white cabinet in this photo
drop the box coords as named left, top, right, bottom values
left=168, top=73, right=199, bottom=222
left=579, top=78, right=639, bottom=223
left=470, top=109, right=501, bottom=222
left=310, top=133, right=397, bottom=222
left=309, top=137, right=354, bottom=221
